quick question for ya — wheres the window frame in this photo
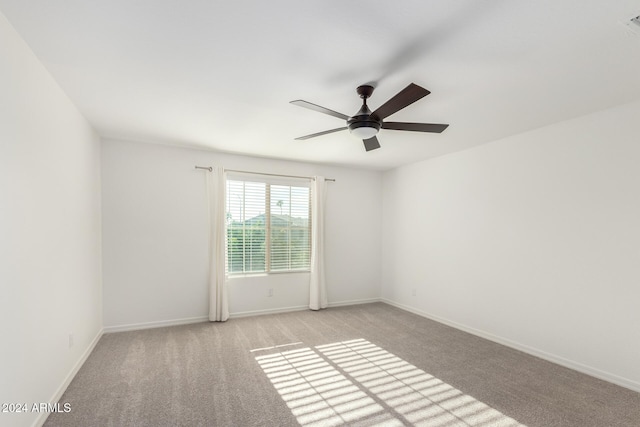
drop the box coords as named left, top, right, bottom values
left=225, top=174, right=312, bottom=276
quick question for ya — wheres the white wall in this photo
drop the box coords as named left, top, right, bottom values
left=382, top=99, right=640, bottom=391
left=0, top=11, right=102, bottom=427
left=101, top=139, right=382, bottom=329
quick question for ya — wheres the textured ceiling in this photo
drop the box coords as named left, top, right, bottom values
left=2, top=1, right=640, bottom=170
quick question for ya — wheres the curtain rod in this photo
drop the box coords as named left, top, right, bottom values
left=194, top=166, right=335, bottom=182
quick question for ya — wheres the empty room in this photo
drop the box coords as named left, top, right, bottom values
left=2, top=1, right=640, bottom=426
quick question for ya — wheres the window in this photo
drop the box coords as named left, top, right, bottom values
left=225, top=176, right=311, bottom=274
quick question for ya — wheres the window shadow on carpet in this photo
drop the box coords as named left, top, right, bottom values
left=254, top=338, right=526, bottom=427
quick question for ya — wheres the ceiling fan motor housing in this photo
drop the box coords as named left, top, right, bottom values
left=347, top=109, right=381, bottom=133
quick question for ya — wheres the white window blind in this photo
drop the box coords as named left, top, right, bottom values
left=226, top=176, right=311, bottom=274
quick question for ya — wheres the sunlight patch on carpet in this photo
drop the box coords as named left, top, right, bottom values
left=255, top=347, right=392, bottom=426
left=255, top=339, right=526, bottom=426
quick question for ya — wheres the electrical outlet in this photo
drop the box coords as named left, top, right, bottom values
left=268, top=288, right=274, bottom=297
left=68, top=333, right=74, bottom=348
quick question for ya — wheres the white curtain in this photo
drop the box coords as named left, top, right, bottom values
left=309, top=176, right=327, bottom=310
left=207, top=167, right=229, bottom=321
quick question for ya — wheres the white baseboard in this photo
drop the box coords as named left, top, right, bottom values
left=381, top=299, right=640, bottom=393
left=230, top=297, right=381, bottom=318
left=103, top=316, right=209, bottom=333
left=329, top=297, right=381, bottom=308
left=103, top=299, right=383, bottom=331
left=34, top=328, right=104, bottom=427
left=230, top=305, right=308, bottom=318
left=229, top=298, right=381, bottom=318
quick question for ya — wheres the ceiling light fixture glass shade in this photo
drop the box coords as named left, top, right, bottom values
left=349, top=125, right=379, bottom=139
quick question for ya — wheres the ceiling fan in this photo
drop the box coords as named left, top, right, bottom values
left=291, top=83, right=448, bottom=151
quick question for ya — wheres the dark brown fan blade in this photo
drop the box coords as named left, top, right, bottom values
left=382, top=122, right=449, bottom=133
left=290, top=100, right=350, bottom=120
left=295, top=127, right=347, bottom=140
left=371, top=83, right=430, bottom=120
left=363, top=136, right=381, bottom=151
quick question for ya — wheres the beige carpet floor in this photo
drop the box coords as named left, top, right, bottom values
left=44, top=303, right=640, bottom=426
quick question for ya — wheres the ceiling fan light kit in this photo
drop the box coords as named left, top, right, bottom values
left=291, top=82, right=449, bottom=152
left=349, top=124, right=380, bottom=139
